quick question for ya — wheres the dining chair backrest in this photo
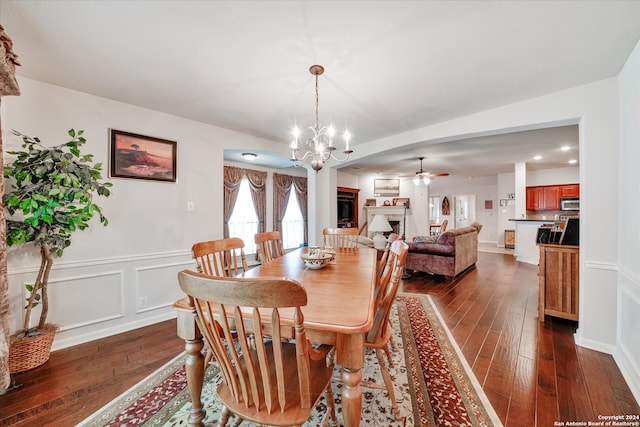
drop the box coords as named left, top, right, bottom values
left=377, top=233, right=400, bottom=279
left=440, top=219, right=449, bottom=233
left=254, top=231, right=286, bottom=264
left=322, top=227, right=359, bottom=249
left=367, top=239, right=409, bottom=344
left=192, top=237, right=248, bottom=277
left=177, top=270, right=336, bottom=426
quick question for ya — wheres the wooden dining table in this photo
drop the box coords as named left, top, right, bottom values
left=173, top=246, right=378, bottom=427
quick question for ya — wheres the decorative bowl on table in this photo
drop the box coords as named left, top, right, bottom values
left=301, top=252, right=333, bottom=270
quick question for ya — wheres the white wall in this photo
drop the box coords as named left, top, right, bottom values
left=616, top=38, right=640, bottom=403
left=497, top=172, right=516, bottom=246
left=428, top=176, right=498, bottom=242
left=2, top=77, right=292, bottom=349
left=526, top=166, right=579, bottom=186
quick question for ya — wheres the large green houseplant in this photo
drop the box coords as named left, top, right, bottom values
left=3, top=129, right=112, bottom=372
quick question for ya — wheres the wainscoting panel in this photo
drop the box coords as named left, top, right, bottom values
left=616, top=267, right=640, bottom=403
left=46, top=271, right=125, bottom=331
left=7, top=250, right=195, bottom=351
left=135, top=260, right=196, bottom=314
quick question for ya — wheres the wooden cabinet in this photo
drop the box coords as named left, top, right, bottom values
left=526, top=187, right=542, bottom=210
left=560, top=184, right=580, bottom=198
left=542, top=186, right=560, bottom=210
left=504, top=230, right=515, bottom=249
left=337, top=187, right=359, bottom=228
left=538, top=244, right=579, bottom=321
left=526, top=184, right=578, bottom=210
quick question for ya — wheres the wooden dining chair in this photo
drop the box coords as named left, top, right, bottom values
left=365, top=239, right=409, bottom=421
left=177, top=270, right=337, bottom=427
left=254, top=231, right=286, bottom=264
left=191, top=237, right=248, bottom=277
left=377, top=232, right=400, bottom=279
left=322, top=227, right=359, bottom=249
left=440, top=219, right=448, bottom=233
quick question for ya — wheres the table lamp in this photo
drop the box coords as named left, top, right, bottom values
left=369, top=214, right=393, bottom=249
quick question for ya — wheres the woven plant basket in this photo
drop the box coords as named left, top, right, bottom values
left=8, top=324, right=58, bottom=374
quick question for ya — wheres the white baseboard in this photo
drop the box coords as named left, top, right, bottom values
left=614, top=344, right=640, bottom=405
left=51, top=311, right=177, bottom=351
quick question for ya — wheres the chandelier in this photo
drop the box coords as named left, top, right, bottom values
left=290, top=65, right=353, bottom=172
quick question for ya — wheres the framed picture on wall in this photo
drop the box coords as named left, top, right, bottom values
left=374, top=178, right=400, bottom=197
left=110, top=129, right=177, bottom=182
left=365, top=198, right=377, bottom=206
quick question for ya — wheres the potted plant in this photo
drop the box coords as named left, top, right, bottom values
left=3, top=129, right=112, bottom=373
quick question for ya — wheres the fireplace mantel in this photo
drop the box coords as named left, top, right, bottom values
left=365, top=206, right=411, bottom=215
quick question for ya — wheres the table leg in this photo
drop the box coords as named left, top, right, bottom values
left=184, top=336, right=206, bottom=425
left=336, top=333, right=365, bottom=427
left=176, top=306, right=206, bottom=426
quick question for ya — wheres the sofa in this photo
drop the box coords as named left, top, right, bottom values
left=405, top=225, right=480, bottom=278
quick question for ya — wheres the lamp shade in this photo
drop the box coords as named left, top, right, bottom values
left=369, top=214, right=392, bottom=232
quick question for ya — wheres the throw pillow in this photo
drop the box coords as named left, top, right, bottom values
left=413, top=235, right=438, bottom=243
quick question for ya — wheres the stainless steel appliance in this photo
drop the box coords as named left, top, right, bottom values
left=560, top=198, right=580, bottom=211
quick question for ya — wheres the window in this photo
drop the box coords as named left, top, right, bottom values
left=281, top=191, right=304, bottom=249
left=429, top=196, right=441, bottom=224
left=227, top=178, right=259, bottom=254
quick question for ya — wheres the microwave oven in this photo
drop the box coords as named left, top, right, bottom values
left=560, top=198, right=580, bottom=211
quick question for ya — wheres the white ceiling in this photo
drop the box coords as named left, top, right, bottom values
left=3, top=1, right=640, bottom=180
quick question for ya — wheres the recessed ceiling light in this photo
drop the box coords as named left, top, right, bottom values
left=533, top=155, right=542, bottom=160
left=242, top=153, right=257, bottom=161
left=568, top=159, right=577, bottom=164
left=561, top=146, right=571, bottom=151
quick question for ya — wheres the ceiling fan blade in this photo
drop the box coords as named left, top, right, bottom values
left=430, top=173, right=449, bottom=177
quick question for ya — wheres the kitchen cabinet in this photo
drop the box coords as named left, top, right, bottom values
left=542, top=186, right=560, bottom=210
left=538, top=244, right=579, bottom=322
left=560, top=184, right=580, bottom=198
left=526, top=184, right=578, bottom=211
left=526, top=187, right=542, bottom=210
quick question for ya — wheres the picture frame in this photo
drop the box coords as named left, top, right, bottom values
left=110, top=129, right=177, bottom=182
left=485, top=200, right=493, bottom=210
left=374, top=178, right=400, bottom=197
left=500, top=199, right=507, bottom=207
left=392, top=197, right=410, bottom=208
left=365, top=198, right=377, bottom=207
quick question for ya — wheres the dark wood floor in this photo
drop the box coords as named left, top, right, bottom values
left=1, top=251, right=638, bottom=426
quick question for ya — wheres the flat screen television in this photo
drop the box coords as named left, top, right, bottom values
left=559, top=218, right=579, bottom=246
left=337, top=197, right=354, bottom=223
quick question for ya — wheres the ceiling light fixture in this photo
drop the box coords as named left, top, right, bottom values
left=413, top=157, right=433, bottom=186
left=290, top=65, right=353, bottom=172
left=242, top=152, right=257, bottom=161
left=533, top=155, right=542, bottom=160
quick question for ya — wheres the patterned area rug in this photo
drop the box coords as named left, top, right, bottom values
left=78, top=294, right=502, bottom=427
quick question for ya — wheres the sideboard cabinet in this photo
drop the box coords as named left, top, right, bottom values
left=538, top=244, right=579, bottom=321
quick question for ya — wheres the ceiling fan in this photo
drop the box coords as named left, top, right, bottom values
left=407, top=157, right=449, bottom=185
